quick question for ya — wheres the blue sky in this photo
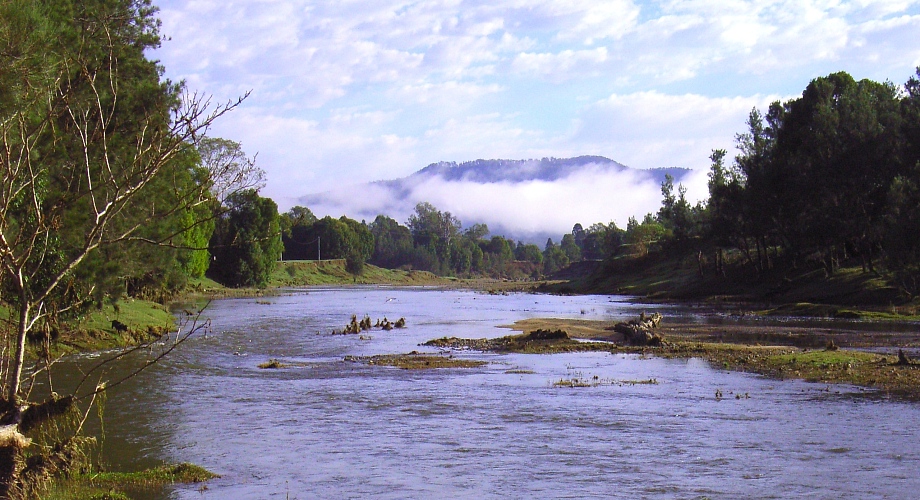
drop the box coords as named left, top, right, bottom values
left=153, top=0, right=920, bottom=231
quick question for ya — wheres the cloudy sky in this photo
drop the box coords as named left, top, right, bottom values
left=153, top=0, right=920, bottom=233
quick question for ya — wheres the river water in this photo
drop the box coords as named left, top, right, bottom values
left=57, top=287, right=920, bottom=498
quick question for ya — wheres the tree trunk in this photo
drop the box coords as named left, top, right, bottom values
left=8, top=298, right=29, bottom=404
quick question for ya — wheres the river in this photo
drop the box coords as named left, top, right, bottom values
left=56, top=287, right=920, bottom=498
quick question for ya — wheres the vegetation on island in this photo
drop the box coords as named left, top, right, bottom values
left=428, top=317, right=920, bottom=398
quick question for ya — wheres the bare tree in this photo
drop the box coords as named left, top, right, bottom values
left=198, top=136, right=265, bottom=205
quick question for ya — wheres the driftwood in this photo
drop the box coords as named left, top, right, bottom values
left=613, top=312, right=663, bottom=346
left=334, top=315, right=406, bottom=334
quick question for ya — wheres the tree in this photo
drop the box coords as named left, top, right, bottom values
left=0, top=0, right=245, bottom=493
left=464, top=223, right=490, bottom=241
left=515, top=242, right=544, bottom=266
left=543, top=239, right=570, bottom=275
left=625, top=215, right=666, bottom=256
left=209, top=190, right=281, bottom=288
left=198, top=137, right=264, bottom=204
left=572, top=223, right=586, bottom=250
left=658, top=175, right=695, bottom=241
left=368, top=215, right=413, bottom=268
left=284, top=206, right=317, bottom=229
left=406, top=202, right=461, bottom=271
left=581, top=222, right=624, bottom=260
left=482, top=236, right=514, bottom=277
left=560, top=234, right=582, bottom=262
left=345, top=250, right=365, bottom=280
left=281, top=206, right=318, bottom=260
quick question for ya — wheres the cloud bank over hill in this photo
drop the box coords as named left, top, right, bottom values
left=299, top=157, right=709, bottom=242
left=153, top=1, right=919, bottom=208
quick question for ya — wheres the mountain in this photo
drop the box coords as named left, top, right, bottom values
left=376, top=155, right=688, bottom=187
left=297, top=156, right=697, bottom=243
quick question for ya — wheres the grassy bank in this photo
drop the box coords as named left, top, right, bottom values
left=548, top=248, right=920, bottom=318
left=44, top=463, right=217, bottom=500
left=270, top=259, right=445, bottom=287
left=0, top=299, right=178, bottom=358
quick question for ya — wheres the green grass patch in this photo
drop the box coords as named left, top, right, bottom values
left=768, top=349, right=879, bottom=369
left=36, top=299, right=178, bottom=356
left=75, top=299, right=175, bottom=335
left=44, top=463, right=217, bottom=500
left=270, top=260, right=445, bottom=287
left=758, top=303, right=920, bottom=321
left=79, top=463, right=216, bottom=486
left=344, top=353, right=487, bottom=370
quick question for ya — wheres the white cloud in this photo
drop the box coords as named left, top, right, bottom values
left=302, top=164, right=675, bottom=239
left=570, top=91, right=785, bottom=171
left=151, top=0, right=920, bottom=217
left=511, top=47, right=609, bottom=80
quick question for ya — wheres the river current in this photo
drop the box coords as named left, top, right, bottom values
left=59, top=287, right=920, bottom=498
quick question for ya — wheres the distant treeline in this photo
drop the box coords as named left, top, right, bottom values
left=279, top=202, right=623, bottom=280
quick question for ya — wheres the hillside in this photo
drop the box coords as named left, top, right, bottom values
left=270, top=260, right=446, bottom=286
left=548, top=248, right=919, bottom=318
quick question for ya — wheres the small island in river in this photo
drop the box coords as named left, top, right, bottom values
left=425, top=314, right=920, bottom=399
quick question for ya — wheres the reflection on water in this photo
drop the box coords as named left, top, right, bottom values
left=55, top=287, right=920, bottom=498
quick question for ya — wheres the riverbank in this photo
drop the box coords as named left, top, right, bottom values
left=546, top=249, right=920, bottom=317
left=45, top=462, right=217, bottom=500
left=428, top=317, right=920, bottom=399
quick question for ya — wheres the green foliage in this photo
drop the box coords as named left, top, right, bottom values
left=177, top=200, right=217, bottom=279
left=578, top=222, right=624, bottom=260
left=368, top=215, right=414, bottom=268
left=345, top=250, right=365, bottom=278
left=560, top=233, right=582, bottom=262
left=0, top=0, right=230, bottom=312
left=542, top=239, right=569, bottom=275
left=515, top=242, right=544, bottom=266
left=283, top=215, right=372, bottom=262
left=658, top=174, right=702, bottom=242
left=720, top=72, right=907, bottom=274
left=624, top=216, right=667, bottom=256
left=678, top=68, right=920, bottom=295
left=407, top=202, right=461, bottom=268
left=209, top=190, right=282, bottom=288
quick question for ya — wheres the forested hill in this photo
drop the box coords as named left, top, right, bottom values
left=382, top=155, right=689, bottom=185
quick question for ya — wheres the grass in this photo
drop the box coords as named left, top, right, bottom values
left=258, top=359, right=285, bottom=369
left=553, top=246, right=915, bottom=312
left=424, top=333, right=616, bottom=354
left=44, top=463, right=217, bottom=500
left=343, top=353, right=487, bottom=370
left=758, top=302, right=920, bottom=321
left=22, top=299, right=179, bottom=357
left=553, top=377, right=658, bottom=388
left=269, top=259, right=445, bottom=287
